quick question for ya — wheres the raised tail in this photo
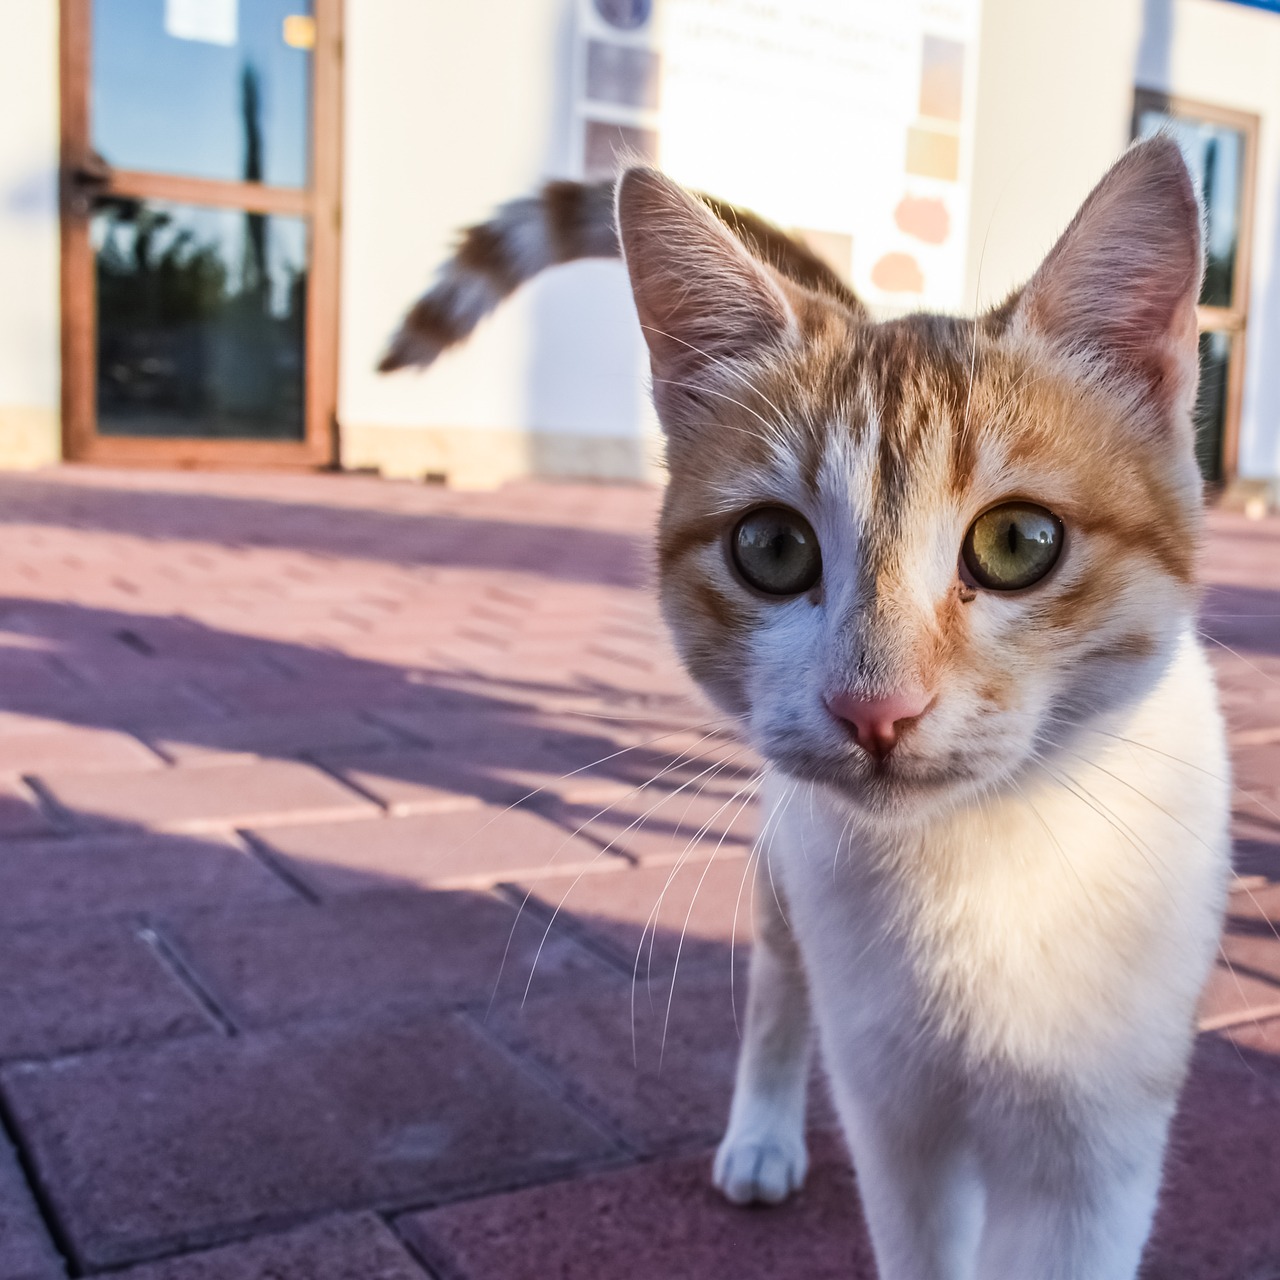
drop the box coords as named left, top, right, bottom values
left=379, top=175, right=863, bottom=372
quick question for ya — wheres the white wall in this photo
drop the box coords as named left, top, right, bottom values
left=965, top=0, right=1141, bottom=310
left=0, top=0, right=61, bottom=466
left=968, top=0, right=1280, bottom=483
left=338, top=0, right=652, bottom=471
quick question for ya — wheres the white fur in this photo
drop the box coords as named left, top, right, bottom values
left=715, top=629, right=1230, bottom=1279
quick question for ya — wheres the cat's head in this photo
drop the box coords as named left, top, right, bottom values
left=618, top=138, right=1205, bottom=823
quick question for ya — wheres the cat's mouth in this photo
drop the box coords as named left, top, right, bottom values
left=769, top=741, right=978, bottom=810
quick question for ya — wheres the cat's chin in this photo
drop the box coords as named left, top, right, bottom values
left=771, top=749, right=983, bottom=824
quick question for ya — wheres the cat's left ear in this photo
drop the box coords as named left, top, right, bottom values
left=1010, top=135, right=1203, bottom=417
left=615, top=167, right=799, bottom=431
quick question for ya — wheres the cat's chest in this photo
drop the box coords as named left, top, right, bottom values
left=765, top=761, right=1228, bottom=1076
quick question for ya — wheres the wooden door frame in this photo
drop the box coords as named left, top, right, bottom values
left=59, top=0, right=342, bottom=469
left=1133, top=88, right=1259, bottom=486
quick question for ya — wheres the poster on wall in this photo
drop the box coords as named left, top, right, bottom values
left=574, top=0, right=982, bottom=313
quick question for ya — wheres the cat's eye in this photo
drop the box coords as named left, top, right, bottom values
left=731, top=506, right=822, bottom=597
left=962, top=501, right=1064, bottom=591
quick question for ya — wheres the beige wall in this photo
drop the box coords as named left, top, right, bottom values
left=0, top=0, right=61, bottom=468
left=968, top=0, right=1280, bottom=484
left=338, top=0, right=657, bottom=487
left=344, top=0, right=1280, bottom=489
left=965, top=0, right=1141, bottom=309
left=9, top=2, right=1274, bottom=484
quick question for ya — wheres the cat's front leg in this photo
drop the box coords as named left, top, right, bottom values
left=837, top=1096, right=984, bottom=1280
left=974, top=1095, right=1173, bottom=1280
left=713, top=857, right=812, bottom=1205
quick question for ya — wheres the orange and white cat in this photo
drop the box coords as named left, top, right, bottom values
left=384, top=137, right=1230, bottom=1280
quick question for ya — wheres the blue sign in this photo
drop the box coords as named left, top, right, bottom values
left=1220, top=0, right=1280, bottom=12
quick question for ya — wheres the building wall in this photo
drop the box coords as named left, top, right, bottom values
left=344, top=0, right=1280, bottom=492
left=0, top=0, right=62, bottom=469
left=338, top=0, right=655, bottom=488
left=967, top=0, right=1280, bottom=488
left=2, top=2, right=1276, bottom=489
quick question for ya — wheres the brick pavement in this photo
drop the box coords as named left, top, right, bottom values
left=0, top=467, right=1273, bottom=1278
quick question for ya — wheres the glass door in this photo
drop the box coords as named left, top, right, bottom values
left=1134, top=91, right=1258, bottom=487
left=60, top=0, right=341, bottom=466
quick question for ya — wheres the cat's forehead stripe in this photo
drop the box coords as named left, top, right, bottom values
left=817, top=318, right=976, bottom=562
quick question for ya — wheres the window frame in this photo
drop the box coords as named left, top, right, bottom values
left=1132, top=88, right=1259, bottom=486
left=59, top=0, right=343, bottom=469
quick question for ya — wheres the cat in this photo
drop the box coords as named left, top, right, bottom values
left=382, top=136, right=1231, bottom=1280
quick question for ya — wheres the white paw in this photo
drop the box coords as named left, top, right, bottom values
left=713, top=1130, right=808, bottom=1205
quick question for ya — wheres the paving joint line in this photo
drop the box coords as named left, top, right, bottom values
left=125, top=730, right=175, bottom=768
left=0, top=1023, right=220, bottom=1071
left=488, top=880, right=642, bottom=981
left=386, top=1214, right=462, bottom=1280
left=136, top=918, right=239, bottom=1037
left=17, top=774, right=79, bottom=836
left=457, top=1006, right=640, bottom=1159
left=375, top=1143, right=642, bottom=1236
left=0, top=1085, right=81, bottom=1277
left=302, top=754, right=398, bottom=813
left=234, top=828, right=323, bottom=905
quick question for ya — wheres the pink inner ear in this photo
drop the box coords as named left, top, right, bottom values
left=614, top=168, right=797, bottom=418
left=1016, top=136, right=1203, bottom=412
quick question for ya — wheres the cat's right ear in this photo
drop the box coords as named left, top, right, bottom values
left=615, top=167, right=798, bottom=429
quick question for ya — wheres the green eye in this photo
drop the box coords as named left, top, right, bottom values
left=731, top=506, right=822, bottom=597
left=962, top=501, right=1064, bottom=591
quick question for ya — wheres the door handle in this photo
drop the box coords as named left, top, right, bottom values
left=70, top=163, right=111, bottom=189
left=64, top=154, right=113, bottom=215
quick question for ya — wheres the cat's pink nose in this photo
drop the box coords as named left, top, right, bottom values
left=825, top=689, right=932, bottom=760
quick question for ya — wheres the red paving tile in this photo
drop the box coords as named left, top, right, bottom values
left=0, top=725, right=160, bottom=776
left=510, top=854, right=758, bottom=982
left=0, top=917, right=210, bottom=1059
left=547, top=783, right=760, bottom=864
left=0, top=472, right=1273, bottom=1276
left=1230, top=742, right=1280, bottom=796
left=251, top=805, right=629, bottom=896
left=310, top=744, right=534, bottom=811
left=0, top=685, right=228, bottom=734
left=1221, top=1013, right=1280, bottom=1058
left=1233, top=810, right=1280, bottom=880
left=0, top=830, right=293, bottom=926
left=1197, top=959, right=1280, bottom=1031
left=484, top=969, right=838, bottom=1155
left=144, top=710, right=401, bottom=765
left=155, top=888, right=621, bottom=1027
left=395, top=1036, right=1280, bottom=1280
left=398, top=1130, right=873, bottom=1280
left=312, top=708, right=694, bottom=811
left=1, top=1007, right=619, bottom=1271
left=107, top=1214, right=428, bottom=1280
left=1198, top=881, right=1280, bottom=1029
left=34, top=759, right=378, bottom=833
left=1143, top=1034, right=1280, bottom=1279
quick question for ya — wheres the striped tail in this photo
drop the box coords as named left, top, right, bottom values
left=378, top=175, right=863, bottom=372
